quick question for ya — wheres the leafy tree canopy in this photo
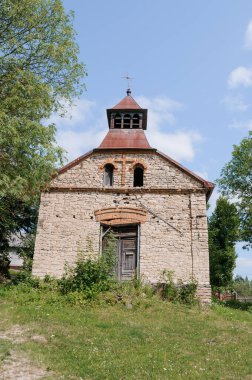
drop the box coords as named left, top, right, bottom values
left=0, top=0, right=86, bottom=200
left=0, top=0, right=85, bottom=105
left=217, top=132, right=252, bottom=248
left=0, top=0, right=85, bottom=272
left=209, top=197, right=239, bottom=288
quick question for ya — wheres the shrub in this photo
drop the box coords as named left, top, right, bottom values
left=177, top=279, right=198, bottom=304
left=157, top=270, right=197, bottom=304
left=0, top=252, right=10, bottom=281
left=10, top=269, right=40, bottom=288
left=223, top=300, right=252, bottom=312
left=59, top=232, right=117, bottom=299
left=101, top=278, right=155, bottom=307
left=157, top=270, right=178, bottom=302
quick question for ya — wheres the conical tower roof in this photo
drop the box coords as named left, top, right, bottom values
left=112, top=89, right=142, bottom=110
left=99, top=89, right=150, bottom=149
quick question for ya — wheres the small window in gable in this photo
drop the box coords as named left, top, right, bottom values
left=132, top=114, right=139, bottom=128
left=104, top=164, right=114, bottom=186
left=123, top=114, right=131, bottom=129
left=114, top=114, right=122, bottom=128
left=133, top=166, right=144, bottom=187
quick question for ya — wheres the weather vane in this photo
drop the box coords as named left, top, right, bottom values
left=122, top=73, right=134, bottom=90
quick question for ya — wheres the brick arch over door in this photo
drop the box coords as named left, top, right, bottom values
left=94, top=206, right=148, bottom=226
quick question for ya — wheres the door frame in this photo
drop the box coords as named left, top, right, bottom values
left=101, top=224, right=140, bottom=280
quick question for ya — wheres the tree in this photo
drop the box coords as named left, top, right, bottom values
left=233, top=275, right=252, bottom=297
left=209, top=197, right=239, bottom=288
left=0, top=0, right=86, bottom=199
left=217, top=132, right=252, bottom=248
left=0, top=0, right=85, bottom=274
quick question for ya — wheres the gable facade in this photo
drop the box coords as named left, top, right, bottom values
left=33, top=92, right=214, bottom=303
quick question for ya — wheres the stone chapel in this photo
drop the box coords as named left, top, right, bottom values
left=32, top=90, right=214, bottom=302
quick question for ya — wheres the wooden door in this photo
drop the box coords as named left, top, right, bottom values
left=118, top=236, right=137, bottom=280
left=102, top=225, right=138, bottom=281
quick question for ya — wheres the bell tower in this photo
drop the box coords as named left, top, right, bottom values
left=99, top=90, right=150, bottom=149
left=106, top=89, right=148, bottom=130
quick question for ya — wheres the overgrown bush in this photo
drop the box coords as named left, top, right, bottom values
left=157, top=270, right=198, bottom=304
left=10, top=269, right=40, bottom=288
left=59, top=232, right=117, bottom=299
left=1, top=234, right=198, bottom=307
left=178, top=279, right=198, bottom=304
left=232, top=276, right=252, bottom=297
left=223, top=300, right=252, bottom=312
left=101, top=275, right=155, bottom=307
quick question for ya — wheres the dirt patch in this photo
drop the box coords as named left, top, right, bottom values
left=0, top=350, right=50, bottom=379
left=0, top=325, right=48, bottom=344
left=0, top=325, right=28, bottom=344
left=31, top=335, right=48, bottom=344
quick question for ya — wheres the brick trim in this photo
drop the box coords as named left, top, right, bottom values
left=48, top=187, right=209, bottom=195
left=99, top=159, right=119, bottom=171
left=128, top=159, right=148, bottom=172
left=95, top=206, right=148, bottom=225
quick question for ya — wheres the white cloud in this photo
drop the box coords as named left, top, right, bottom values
left=244, top=20, right=252, bottom=49
left=49, top=98, right=107, bottom=161
left=228, top=66, right=252, bottom=88
left=236, top=257, right=252, bottom=267
left=234, top=256, right=252, bottom=279
left=221, top=95, right=249, bottom=112
left=51, top=95, right=204, bottom=163
left=229, top=119, right=252, bottom=131
left=147, top=129, right=203, bottom=162
left=57, top=129, right=107, bottom=160
left=49, top=99, right=96, bottom=128
left=136, top=95, right=203, bottom=162
left=136, top=95, right=183, bottom=129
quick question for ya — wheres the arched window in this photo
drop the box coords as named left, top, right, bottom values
left=123, top=114, right=131, bottom=129
left=132, top=114, right=139, bottom=128
left=133, top=166, right=144, bottom=187
left=114, top=114, right=122, bottom=128
left=104, top=164, right=114, bottom=186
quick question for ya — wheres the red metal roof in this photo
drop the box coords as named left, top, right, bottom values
left=112, top=95, right=142, bottom=110
left=98, top=129, right=151, bottom=149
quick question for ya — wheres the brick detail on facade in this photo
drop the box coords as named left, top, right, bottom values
left=128, top=159, right=148, bottom=172
left=94, top=206, right=148, bottom=225
left=50, top=152, right=205, bottom=190
left=33, top=151, right=212, bottom=302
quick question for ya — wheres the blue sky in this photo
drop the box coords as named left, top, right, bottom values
left=55, top=0, right=252, bottom=278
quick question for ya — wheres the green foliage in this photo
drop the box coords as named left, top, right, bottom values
left=0, top=0, right=85, bottom=273
left=101, top=278, right=155, bottom=308
left=0, top=0, right=86, bottom=200
left=223, top=300, right=252, bottom=312
left=10, top=269, right=40, bottom=288
left=1, top=286, right=252, bottom=380
left=233, top=275, right=252, bottom=297
left=59, top=232, right=117, bottom=299
left=0, top=197, right=38, bottom=276
left=0, top=252, right=10, bottom=281
left=217, top=132, right=252, bottom=248
left=18, top=233, right=36, bottom=271
left=157, top=270, right=198, bottom=304
left=178, top=279, right=198, bottom=304
left=209, top=197, right=239, bottom=287
left=0, top=0, right=85, bottom=106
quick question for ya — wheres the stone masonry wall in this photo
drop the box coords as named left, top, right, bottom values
left=51, top=152, right=204, bottom=190
left=33, top=151, right=211, bottom=301
left=33, top=191, right=209, bottom=286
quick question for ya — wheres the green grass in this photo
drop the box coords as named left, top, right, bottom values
left=0, top=285, right=252, bottom=379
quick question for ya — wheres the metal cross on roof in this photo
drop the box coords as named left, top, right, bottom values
left=122, top=73, right=134, bottom=90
